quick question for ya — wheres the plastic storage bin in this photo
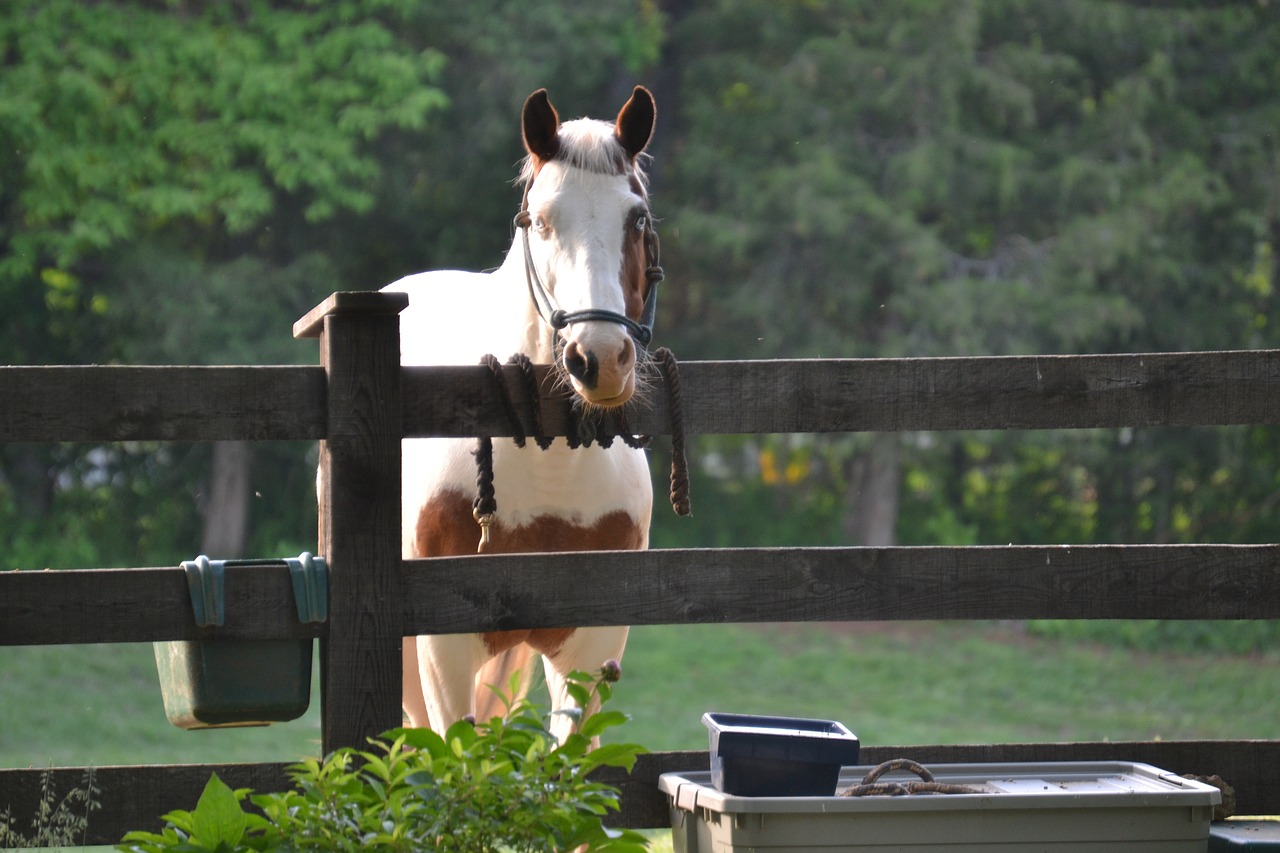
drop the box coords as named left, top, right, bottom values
left=703, top=712, right=861, bottom=797
left=660, top=761, right=1222, bottom=852
left=1211, top=820, right=1280, bottom=850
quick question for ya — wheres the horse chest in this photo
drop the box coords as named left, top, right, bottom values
left=406, top=437, right=651, bottom=531
left=412, top=487, right=647, bottom=558
left=412, top=486, right=645, bottom=658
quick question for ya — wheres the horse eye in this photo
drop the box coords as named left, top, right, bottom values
left=633, top=214, right=647, bottom=231
left=533, top=215, right=549, bottom=233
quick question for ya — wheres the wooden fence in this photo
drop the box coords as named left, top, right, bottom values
left=1, top=291, right=1278, bottom=844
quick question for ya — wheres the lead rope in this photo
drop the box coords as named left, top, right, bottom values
left=653, top=347, right=692, bottom=517
left=473, top=354, right=550, bottom=552
left=471, top=348, right=692, bottom=552
left=472, top=431, right=496, bottom=552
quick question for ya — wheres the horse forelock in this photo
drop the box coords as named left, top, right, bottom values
left=518, top=118, right=649, bottom=198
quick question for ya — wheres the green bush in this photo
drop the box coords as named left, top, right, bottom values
left=118, top=666, right=648, bottom=853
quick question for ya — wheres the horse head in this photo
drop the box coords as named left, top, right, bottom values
left=517, top=86, right=659, bottom=409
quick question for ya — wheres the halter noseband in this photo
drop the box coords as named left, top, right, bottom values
left=515, top=199, right=664, bottom=348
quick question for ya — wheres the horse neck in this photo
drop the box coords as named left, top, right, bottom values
left=495, top=235, right=557, bottom=363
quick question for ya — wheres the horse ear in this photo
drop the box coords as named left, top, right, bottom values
left=522, top=88, right=561, bottom=163
left=615, top=86, right=656, bottom=160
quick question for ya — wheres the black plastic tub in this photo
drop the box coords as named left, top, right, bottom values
left=703, top=712, right=861, bottom=797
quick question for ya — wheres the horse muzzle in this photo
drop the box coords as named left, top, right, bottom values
left=562, top=333, right=637, bottom=407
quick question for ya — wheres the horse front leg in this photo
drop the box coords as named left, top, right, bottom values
left=401, top=637, right=431, bottom=728
left=415, top=633, right=492, bottom=731
left=540, top=625, right=630, bottom=744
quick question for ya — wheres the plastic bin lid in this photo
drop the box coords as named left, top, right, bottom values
left=661, top=761, right=1222, bottom=815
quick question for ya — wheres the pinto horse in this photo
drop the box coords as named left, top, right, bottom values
left=385, top=87, right=659, bottom=740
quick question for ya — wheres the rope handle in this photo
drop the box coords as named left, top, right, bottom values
left=840, top=759, right=984, bottom=797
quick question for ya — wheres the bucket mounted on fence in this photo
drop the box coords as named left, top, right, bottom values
left=154, top=553, right=327, bottom=729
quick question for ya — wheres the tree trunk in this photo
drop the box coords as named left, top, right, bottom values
left=843, top=433, right=901, bottom=546
left=201, top=440, right=252, bottom=557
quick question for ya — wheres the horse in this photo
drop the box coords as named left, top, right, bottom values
left=383, top=86, right=660, bottom=741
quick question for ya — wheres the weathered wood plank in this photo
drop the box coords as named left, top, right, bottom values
left=314, top=298, right=406, bottom=753
left=401, top=350, right=1280, bottom=437
left=402, top=544, right=1280, bottom=634
left=293, top=290, right=409, bottom=339
left=7, top=544, right=1276, bottom=647
left=7, top=545, right=1269, bottom=645
left=0, top=366, right=325, bottom=442
left=0, top=565, right=324, bottom=645
left=4, top=350, right=1277, bottom=444
left=0, top=762, right=294, bottom=846
left=2, top=740, right=1274, bottom=843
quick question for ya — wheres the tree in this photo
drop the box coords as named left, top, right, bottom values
left=652, top=0, right=1280, bottom=547
left=352, top=1, right=667, bottom=275
left=0, top=1, right=447, bottom=353
left=0, top=0, right=668, bottom=568
left=10, top=0, right=1278, bottom=567
left=0, top=0, right=447, bottom=564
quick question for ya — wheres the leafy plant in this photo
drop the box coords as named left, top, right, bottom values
left=118, top=664, right=648, bottom=853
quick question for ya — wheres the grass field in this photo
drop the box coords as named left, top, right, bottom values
left=3, top=621, right=1277, bottom=846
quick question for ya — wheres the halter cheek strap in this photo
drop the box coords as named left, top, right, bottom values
left=515, top=206, right=663, bottom=348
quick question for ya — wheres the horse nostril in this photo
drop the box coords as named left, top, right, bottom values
left=564, top=342, right=599, bottom=389
left=617, top=337, right=635, bottom=368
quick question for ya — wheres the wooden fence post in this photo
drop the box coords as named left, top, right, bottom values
left=295, top=291, right=408, bottom=753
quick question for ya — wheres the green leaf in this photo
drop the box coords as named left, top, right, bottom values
left=564, top=681, right=592, bottom=709
left=443, top=719, right=479, bottom=750
left=578, top=709, right=629, bottom=740
left=188, top=774, right=246, bottom=851
left=386, top=726, right=449, bottom=758
left=581, top=742, right=646, bottom=772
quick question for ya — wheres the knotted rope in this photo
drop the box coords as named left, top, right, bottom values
left=473, top=354, right=547, bottom=550
left=471, top=348, right=691, bottom=552
left=653, top=347, right=691, bottom=517
left=839, top=759, right=983, bottom=797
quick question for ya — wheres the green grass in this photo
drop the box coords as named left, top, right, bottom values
left=0, top=643, right=321, bottom=768
left=617, top=622, right=1280, bottom=749
left=5, top=617, right=1274, bottom=763
left=4, top=623, right=1278, bottom=766
left=2, top=622, right=1277, bottom=849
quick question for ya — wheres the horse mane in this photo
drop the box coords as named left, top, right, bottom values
left=517, top=118, right=650, bottom=198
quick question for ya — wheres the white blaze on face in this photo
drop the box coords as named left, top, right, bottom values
left=525, top=162, right=641, bottom=407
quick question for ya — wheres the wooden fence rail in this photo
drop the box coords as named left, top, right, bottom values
left=2, top=292, right=1278, bottom=846
left=7, top=544, right=1278, bottom=648
left=5, top=348, right=1280, bottom=444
